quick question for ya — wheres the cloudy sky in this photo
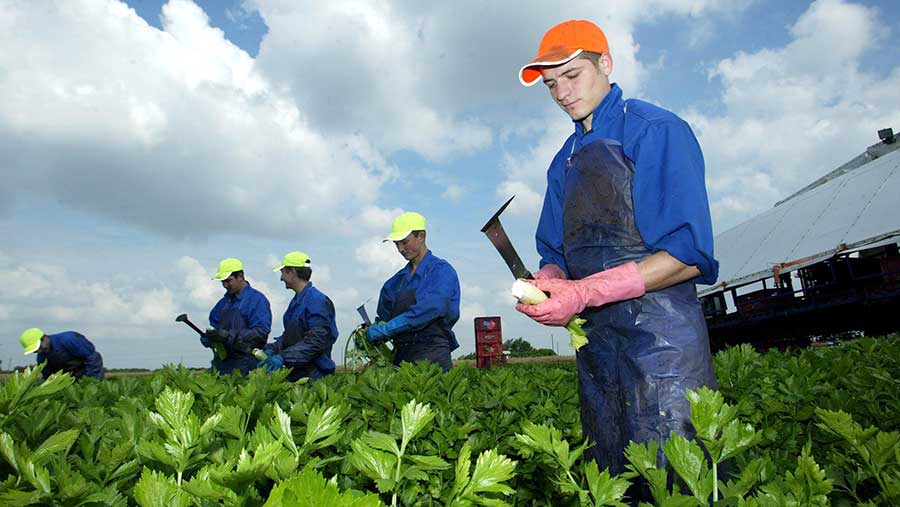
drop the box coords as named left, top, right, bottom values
left=3, top=0, right=899, bottom=370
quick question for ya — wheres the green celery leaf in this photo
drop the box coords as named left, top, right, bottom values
left=0, top=489, right=43, bottom=505
left=718, top=420, right=761, bottom=462
left=133, top=468, right=191, bottom=507
left=361, top=431, right=401, bottom=456
left=785, top=446, right=832, bottom=506
left=30, top=429, right=80, bottom=464
left=662, top=433, right=712, bottom=501
left=583, top=464, right=630, bottom=507
left=269, top=403, right=299, bottom=457
left=450, top=441, right=473, bottom=499
left=303, top=405, right=344, bottom=452
left=400, top=400, right=435, bottom=449
left=374, top=477, right=397, bottom=494
left=24, top=462, right=51, bottom=494
left=401, top=464, right=429, bottom=482
left=406, top=454, right=451, bottom=471
left=20, top=369, right=75, bottom=404
left=181, top=477, right=228, bottom=500
left=216, top=405, right=247, bottom=439
left=0, top=432, right=19, bottom=472
left=349, top=439, right=396, bottom=482
left=467, top=448, right=517, bottom=495
left=198, top=413, right=222, bottom=436
left=263, top=465, right=384, bottom=507
left=686, top=387, right=725, bottom=443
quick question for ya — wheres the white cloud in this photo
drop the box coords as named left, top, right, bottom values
left=355, top=206, right=406, bottom=236
left=177, top=256, right=221, bottom=309
left=0, top=0, right=392, bottom=241
left=691, top=0, right=900, bottom=232
left=354, top=237, right=407, bottom=281
left=442, top=184, right=465, bottom=202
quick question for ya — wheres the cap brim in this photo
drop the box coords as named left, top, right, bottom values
left=212, top=272, right=230, bottom=280
left=519, top=48, right=583, bottom=86
left=273, top=262, right=311, bottom=271
left=383, top=230, right=413, bottom=242
left=23, top=343, right=39, bottom=354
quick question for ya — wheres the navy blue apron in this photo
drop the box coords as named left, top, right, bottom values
left=563, top=137, right=717, bottom=474
left=213, top=307, right=259, bottom=376
left=280, top=290, right=335, bottom=381
left=388, top=288, right=454, bottom=372
left=43, top=345, right=88, bottom=378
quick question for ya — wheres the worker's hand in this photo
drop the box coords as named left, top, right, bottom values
left=516, top=262, right=646, bottom=326
left=366, top=323, right=390, bottom=343
left=200, top=335, right=212, bottom=348
left=204, top=328, right=231, bottom=343
left=258, top=354, right=284, bottom=373
left=533, top=264, right=567, bottom=280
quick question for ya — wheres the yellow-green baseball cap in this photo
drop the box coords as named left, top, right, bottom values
left=212, top=258, right=244, bottom=280
left=273, top=251, right=311, bottom=271
left=20, top=327, right=44, bottom=354
left=384, top=212, right=427, bottom=242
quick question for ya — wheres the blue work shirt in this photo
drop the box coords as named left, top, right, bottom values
left=376, top=250, right=460, bottom=350
left=209, top=282, right=272, bottom=374
left=36, top=331, right=104, bottom=380
left=270, top=282, right=338, bottom=380
left=536, top=84, right=718, bottom=285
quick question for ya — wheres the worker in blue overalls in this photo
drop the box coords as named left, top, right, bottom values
left=258, top=251, right=339, bottom=381
left=206, top=257, right=272, bottom=375
left=515, top=20, right=719, bottom=476
left=367, top=212, right=460, bottom=372
left=20, top=327, right=104, bottom=380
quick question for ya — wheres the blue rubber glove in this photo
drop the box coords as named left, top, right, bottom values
left=261, top=354, right=284, bottom=373
left=365, top=316, right=412, bottom=342
left=366, top=323, right=390, bottom=342
left=200, top=336, right=212, bottom=348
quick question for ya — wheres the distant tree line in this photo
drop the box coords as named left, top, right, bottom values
left=457, top=337, right=556, bottom=360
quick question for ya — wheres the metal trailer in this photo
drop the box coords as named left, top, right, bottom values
left=698, top=129, right=900, bottom=351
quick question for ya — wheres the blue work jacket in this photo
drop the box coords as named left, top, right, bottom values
left=376, top=250, right=460, bottom=350
left=536, top=84, right=718, bottom=285
left=36, top=331, right=104, bottom=380
left=270, top=282, right=338, bottom=380
left=208, top=282, right=272, bottom=374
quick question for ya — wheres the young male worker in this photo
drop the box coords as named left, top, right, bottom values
left=20, top=328, right=104, bottom=380
left=206, top=257, right=272, bottom=375
left=515, top=20, right=719, bottom=474
left=367, top=212, right=460, bottom=372
left=259, top=251, right=339, bottom=381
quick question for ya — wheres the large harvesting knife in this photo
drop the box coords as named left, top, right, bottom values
left=481, top=196, right=532, bottom=280
left=356, top=303, right=372, bottom=326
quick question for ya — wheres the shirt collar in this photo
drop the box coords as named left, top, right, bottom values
left=293, top=281, right=312, bottom=303
left=574, top=83, right=623, bottom=138
left=227, top=282, right=251, bottom=301
left=405, top=250, right=434, bottom=279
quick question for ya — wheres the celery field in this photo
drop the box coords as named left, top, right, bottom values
left=1, top=337, right=899, bottom=506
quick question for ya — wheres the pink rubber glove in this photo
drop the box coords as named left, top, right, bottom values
left=532, top=264, right=567, bottom=280
left=516, top=262, right=646, bottom=326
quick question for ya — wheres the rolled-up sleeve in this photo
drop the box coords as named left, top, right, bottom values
left=631, top=120, right=718, bottom=285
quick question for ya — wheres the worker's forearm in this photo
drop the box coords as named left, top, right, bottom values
left=636, top=251, right=701, bottom=292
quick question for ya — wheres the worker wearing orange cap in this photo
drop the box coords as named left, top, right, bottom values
left=515, top=20, right=718, bottom=475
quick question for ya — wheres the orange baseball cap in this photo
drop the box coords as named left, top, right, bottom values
left=519, top=20, right=610, bottom=87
